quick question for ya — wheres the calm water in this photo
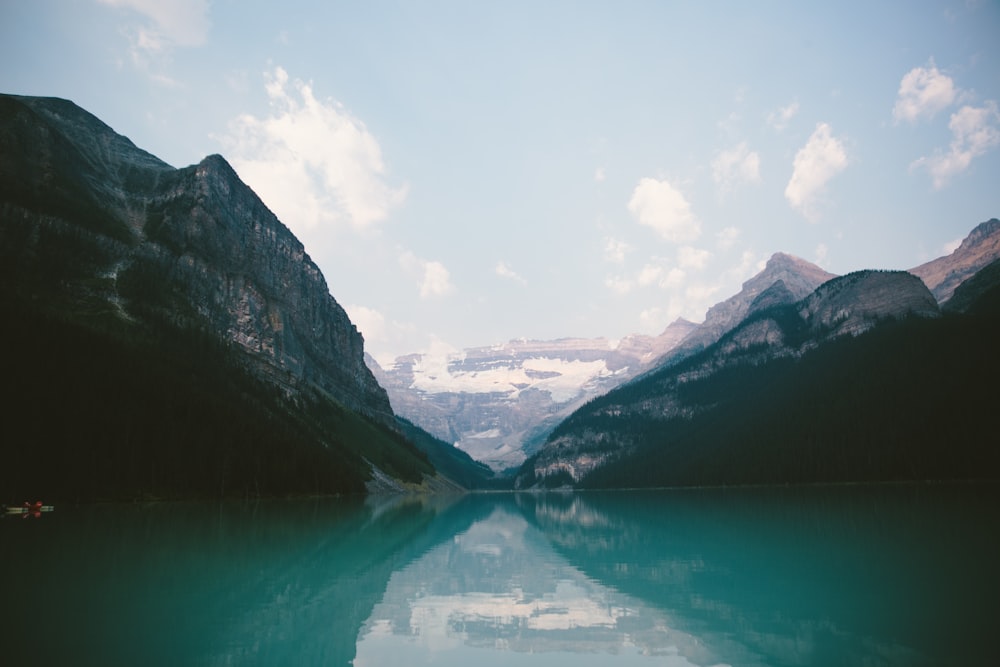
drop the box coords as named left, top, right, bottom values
left=2, top=484, right=997, bottom=666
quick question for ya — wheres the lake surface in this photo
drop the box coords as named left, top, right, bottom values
left=2, top=483, right=997, bottom=666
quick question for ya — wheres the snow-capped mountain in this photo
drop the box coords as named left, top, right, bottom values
left=368, top=320, right=696, bottom=470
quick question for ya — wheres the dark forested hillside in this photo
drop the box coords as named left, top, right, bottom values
left=518, top=287, right=1000, bottom=489
left=395, top=418, right=509, bottom=490
left=583, top=305, right=998, bottom=488
left=0, top=297, right=434, bottom=502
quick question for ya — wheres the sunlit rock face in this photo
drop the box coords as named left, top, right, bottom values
left=0, top=94, right=394, bottom=426
left=797, top=270, right=939, bottom=338
left=666, top=252, right=836, bottom=361
left=369, top=321, right=696, bottom=470
left=910, top=218, right=1000, bottom=303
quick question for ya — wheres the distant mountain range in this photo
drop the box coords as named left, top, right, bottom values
left=377, top=224, right=1000, bottom=479
left=369, top=321, right=696, bottom=471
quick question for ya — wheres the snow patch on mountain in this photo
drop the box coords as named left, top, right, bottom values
left=409, top=354, right=619, bottom=404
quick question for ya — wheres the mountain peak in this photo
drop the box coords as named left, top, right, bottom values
left=964, top=218, right=1000, bottom=247
left=910, top=218, right=1000, bottom=303
left=673, top=252, right=836, bottom=357
left=757, top=252, right=835, bottom=289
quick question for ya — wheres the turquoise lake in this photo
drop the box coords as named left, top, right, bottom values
left=2, top=483, right=997, bottom=666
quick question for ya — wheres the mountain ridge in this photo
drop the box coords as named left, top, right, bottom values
left=371, top=318, right=698, bottom=470
left=910, top=218, right=1000, bottom=303
left=516, top=253, right=1000, bottom=488
left=0, top=93, right=449, bottom=499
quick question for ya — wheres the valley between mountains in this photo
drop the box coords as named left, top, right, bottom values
left=2, top=92, right=998, bottom=500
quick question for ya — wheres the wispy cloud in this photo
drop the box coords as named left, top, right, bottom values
left=219, top=66, right=407, bottom=239
left=603, top=237, right=630, bottom=264
left=98, top=0, right=210, bottom=81
left=344, top=304, right=385, bottom=344
left=400, top=251, right=455, bottom=299
left=495, top=261, right=527, bottom=285
left=942, top=236, right=963, bottom=255
left=606, top=244, right=708, bottom=297
left=715, top=226, right=740, bottom=250
left=815, top=243, right=829, bottom=267
left=767, top=101, right=799, bottom=131
left=711, top=142, right=761, bottom=194
left=677, top=246, right=711, bottom=270
left=344, top=304, right=420, bottom=368
left=911, top=102, right=1000, bottom=188
left=627, top=177, right=701, bottom=243
left=892, top=60, right=958, bottom=124
left=785, top=123, right=848, bottom=221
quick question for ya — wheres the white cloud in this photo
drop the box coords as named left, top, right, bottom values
left=611, top=253, right=695, bottom=297
left=711, top=142, right=761, bottom=193
left=815, top=243, right=829, bottom=267
left=99, top=0, right=210, bottom=46
left=594, top=167, right=606, bottom=182
left=892, top=61, right=958, bottom=124
left=99, top=0, right=209, bottom=79
left=345, top=305, right=423, bottom=367
left=768, top=101, right=799, bottom=131
left=677, top=246, right=711, bottom=270
left=639, top=306, right=669, bottom=333
left=662, top=267, right=686, bottom=288
left=344, top=304, right=385, bottom=344
left=636, top=264, right=663, bottom=287
left=603, top=237, right=630, bottom=264
left=784, top=122, right=848, bottom=220
left=420, top=261, right=455, bottom=298
left=605, top=275, right=634, bottom=295
left=715, top=226, right=740, bottom=250
left=627, top=177, right=701, bottom=243
left=942, top=237, right=963, bottom=255
left=912, top=102, right=1000, bottom=188
left=400, top=251, right=455, bottom=299
left=684, top=283, right=721, bottom=317
left=219, top=67, right=407, bottom=238
left=495, top=261, right=527, bottom=285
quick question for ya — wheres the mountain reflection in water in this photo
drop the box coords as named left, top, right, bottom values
left=356, top=499, right=712, bottom=666
left=2, top=484, right=997, bottom=666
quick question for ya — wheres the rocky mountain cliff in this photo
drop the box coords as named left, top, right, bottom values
left=665, top=253, right=836, bottom=362
left=910, top=218, right=1000, bottom=303
left=0, top=94, right=434, bottom=499
left=370, top=319, right=697, bottom=470
left=518, top=268, right=951, bottom=488
left=942, top=258, right=1000, bottom=315
left=2, top=94, right=392, bottom=425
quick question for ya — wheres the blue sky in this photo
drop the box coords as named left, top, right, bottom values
left=2, top=1, right=998, bottom=364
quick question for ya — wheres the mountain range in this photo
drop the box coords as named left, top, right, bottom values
left=369, top=320, right=696, bottom=471
left=2, top=92, right=997, bottom=499
left=515, top=222, right=1000, bottom=489
left=378, top=228, right=1000, bottom=478
left=0, top=93, right=491, bottom=501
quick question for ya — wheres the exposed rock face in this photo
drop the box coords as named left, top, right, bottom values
left=518, top=269, right=941, bottom=488
left=798, top=270, right=939, bottom=338
left=0, top=94, right=394, bottom=426
left=943, top=258, right=1000, bottom=314
left=910, top=219, right=1000, bottom=303
left=370, top=319, right=697, bottom=470
left=667, top=253, right=836, bottom=361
